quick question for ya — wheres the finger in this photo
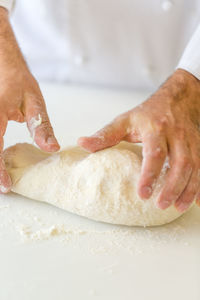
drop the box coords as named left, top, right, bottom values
left=157, top=140, right=192, bottom=210
left=78, top=114, right=133, bottom=152
left=0, top=114, right=8, bottom=137
left=0, top=116, right=12, bottom=193
left=174, top=167, right=200, bottom=212
left=137, top=134, right=167, bottom=199
left=0, top=154, right=12, bottom=193
left=25, top=93, right=60, bottom=152
left=195, top=191, right=200, bottom=207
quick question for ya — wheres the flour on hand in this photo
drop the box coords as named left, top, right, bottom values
left=29, top=114, right=42, bottom=142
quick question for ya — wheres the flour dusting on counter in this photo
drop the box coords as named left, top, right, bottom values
left=14, top=216, right=191, bottom=255
left=0, top=193, right=198, bottom=256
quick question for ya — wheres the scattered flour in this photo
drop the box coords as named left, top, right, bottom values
left=0, top=196, right=199, bottom=256
left=0, top=204, right=10, bottom=210
left=17, top=224, right=88, bottom=241
left=14, top=217, right=191, bottom=255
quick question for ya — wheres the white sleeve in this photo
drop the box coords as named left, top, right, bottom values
left=177, top=24, right=200, bottom=80
left=0, top=0, right=15, bottom=12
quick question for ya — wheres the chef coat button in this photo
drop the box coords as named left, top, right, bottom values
left=73, top=55, right=87, bottom=66
left=161, top=0, right=173, bottom=12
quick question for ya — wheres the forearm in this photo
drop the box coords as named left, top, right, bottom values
left=0, top=5, right=59, bottom=194
left=0, top=7, right=27, bottom=72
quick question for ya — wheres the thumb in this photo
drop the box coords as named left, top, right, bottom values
left=78, top=113, right=136, bottom=152
left=25, top=93, right=60, bottom=152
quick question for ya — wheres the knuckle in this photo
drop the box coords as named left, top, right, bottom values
left=170, top=186, right=182, bottom=198
left=153, top=147, right=166, bottom=159
left=189, top=180, right=199, bottom=194
left=157, top=117, right=168, bottom=127
left=33, top=96, right=45, bottom=109
left=155, top=118, right=168, bottom=133
left=190, top=189, right=197, bottom=198
left=8, top=110, right=24, bottom=122
left=41, top=119, right=50, bottom=128
left=40, top=120, right=52, bottom=132
left=187, top=184, right=198, bottom=198
left=177, top=130, right=186, bottom=141
left=184, top=194, right=196, bottom=204
left=144, top=146, right=166, bottom=159
left=142, top=171, right=156, bottom=183
left=178, top=156, right=192, bottom=170
left=114, top=112, right=129, bottom=126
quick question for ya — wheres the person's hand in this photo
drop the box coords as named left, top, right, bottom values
left=78, top=68, right=200, bottom=212
left=0, top=8, right=59, bottom=193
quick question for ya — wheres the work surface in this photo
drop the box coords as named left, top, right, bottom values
left=0, top=83, right=199, bottom=300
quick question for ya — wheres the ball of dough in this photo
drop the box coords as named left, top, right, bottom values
left=3, top=142, right=186, bottom=226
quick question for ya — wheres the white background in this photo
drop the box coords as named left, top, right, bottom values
left=0, top=83, right=199, bottom=300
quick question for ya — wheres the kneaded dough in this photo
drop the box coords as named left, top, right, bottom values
left=3, top=142, right=186, bottom=226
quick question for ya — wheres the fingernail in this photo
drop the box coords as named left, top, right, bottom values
left=157, top=200, right=171, bottom=210
left=141, top=186, right=152, bottom=198
left=176, top=202, right=190, bottom=212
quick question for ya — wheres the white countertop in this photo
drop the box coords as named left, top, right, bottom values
left=0, top=83, right=199, bottom=300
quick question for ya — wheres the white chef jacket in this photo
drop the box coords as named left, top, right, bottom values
left=1, top=0, right=200, bottom=91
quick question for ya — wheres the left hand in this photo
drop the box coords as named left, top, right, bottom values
left=78, top=69, right=200, bottom=212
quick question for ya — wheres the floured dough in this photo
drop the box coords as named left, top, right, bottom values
left=3, top=142, right=186, bottom=227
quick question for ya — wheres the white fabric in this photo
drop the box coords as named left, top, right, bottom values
left=177, top=24, right=200, bottom=80
left=0, top=0, right=14, bottom=12
left=7, top=0, right=200, bottom=90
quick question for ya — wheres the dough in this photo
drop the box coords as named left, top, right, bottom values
left=3, top=142, right=186, bottom=227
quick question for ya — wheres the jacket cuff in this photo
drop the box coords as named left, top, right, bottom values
left=0, top=0, right=15, bottom=13
left=177, top=24, right=200, bottom=80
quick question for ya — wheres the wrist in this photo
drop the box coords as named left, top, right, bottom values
left=147, top=68, right=200, bottom=120
left=157, top=68, right=200, bottom=102
left=167, top=69, right=200, bottom=120
left=174, top=68, right=200, bottom=92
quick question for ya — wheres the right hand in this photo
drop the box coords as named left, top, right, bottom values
left=78, top=69, right=200, bottom=212
left=0, top=7, right=60, bottom=193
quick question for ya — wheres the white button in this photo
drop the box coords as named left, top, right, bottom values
left=73, top=55, right=87, bottom=66
left=161, top=0, right=173, bottom=12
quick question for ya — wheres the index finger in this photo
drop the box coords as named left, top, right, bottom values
left=25, top=93, right=60, bottom=152
left=78, top=114, right=131, bottom=152
left=137, top=134, right=167, bottom=199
